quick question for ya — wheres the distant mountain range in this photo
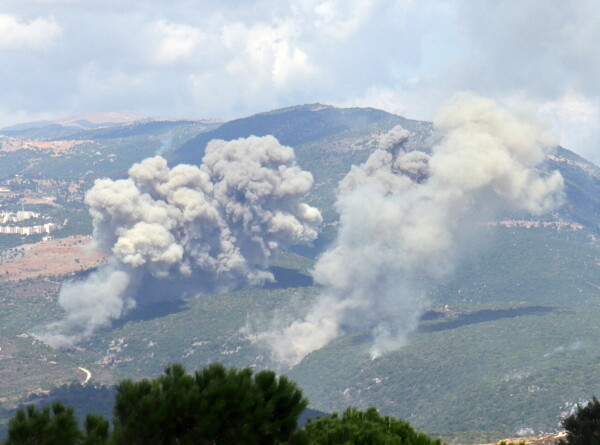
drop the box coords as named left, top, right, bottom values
left=0, top=111, right=220, bottom=140
left=4, top=103, right=600, bottom=237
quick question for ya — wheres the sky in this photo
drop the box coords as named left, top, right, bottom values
left=1, top=0, right=600, bottom=162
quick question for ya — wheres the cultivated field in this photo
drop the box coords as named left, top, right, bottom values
left=0, top=236, right=105, bottom=281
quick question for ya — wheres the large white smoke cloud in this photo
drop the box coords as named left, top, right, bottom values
left=253, top=93, right=564, bottom=367
left=41, top=135, right=322, bottom=347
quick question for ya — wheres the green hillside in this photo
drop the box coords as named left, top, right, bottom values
left=2, top=105, right=600, bottom=440
left=2, top=227, right=594, bottom=437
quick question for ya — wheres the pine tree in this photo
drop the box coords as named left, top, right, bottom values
left=111, top=363, right=308, bottom=445
left=82, top=414, right=110, bottom=445
left=303, top=407, right=442, bottom=445
left=561, top=397, right=600, bottom=445
left=4, top=401, right=82, bottom=445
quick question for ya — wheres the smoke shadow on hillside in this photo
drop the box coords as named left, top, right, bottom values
left=119, top=299, right=190, bottom=323
left=417, top=306, right=557, bottom=333
left=342, top=306, right=559, bottom=347
left=114, top=265, right=312, bottom=325
left=289, top=234, right=333, bottom=259
left=265, top=266, right=313, bottom=289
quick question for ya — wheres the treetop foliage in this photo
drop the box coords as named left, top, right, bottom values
left=560, top=396, right=600, bottom=445
left=4, top=401, right=88, bottom=445
left=303, top=407, right=442, bottom=445
left=3, top=363, right=440, bottom=445
left=112, top=362, right=308, bottom=445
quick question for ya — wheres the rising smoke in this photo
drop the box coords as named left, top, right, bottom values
left=41, top=135, right=322, bottom=347
left=253, top=93, right=564, bottom=367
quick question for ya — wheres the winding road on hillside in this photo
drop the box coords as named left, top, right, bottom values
left=77, top=367, right=91, bottom=385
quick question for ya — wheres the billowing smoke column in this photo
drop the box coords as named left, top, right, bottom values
left=42, top=135, right=322, bottom=347
left=254, top=93, right=564, bottom=367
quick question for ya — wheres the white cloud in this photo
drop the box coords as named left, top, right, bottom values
left=149, top=20, right=205, bottom=65
left=296, top=0, right=378, bottom=41
left=3, top=0, right=80, bottom=4
left=0, top=104, right=55, bottom=128
left=222, top=20, right=318, bottom=88
left=538, top=92, right=600, bottom=161
left=28, top=0, right=80, bottom=3
left=1, top=0, right=600, bottom=164
left=347, top=86, right=408, bottom=115
left=431, top=0, right=600, bottom=161
left=72, top=62, right=157, bottom=113
left=0, top=14, right=62, bottom=50
left=539, top=92, right=598, bottom=126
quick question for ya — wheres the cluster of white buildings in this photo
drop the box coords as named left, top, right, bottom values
left=0, top=207, right=62, bottom=236
left=0, top=210, right=39, bottom=224
left=0, top=222, right=58, bottom=235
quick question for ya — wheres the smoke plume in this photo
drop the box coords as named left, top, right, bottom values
left=41, top=135, right=321, bottom=347
left=254, top=93, right=564, bottom=367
